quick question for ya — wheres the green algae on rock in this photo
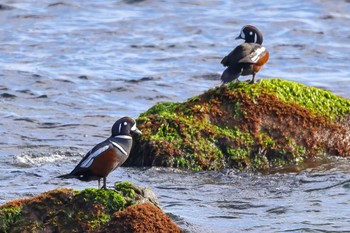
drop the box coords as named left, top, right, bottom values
left=126, top=78, right=350, bottom=171
left=0, top=182, right=177, bottom=233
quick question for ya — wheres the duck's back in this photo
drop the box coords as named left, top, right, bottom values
left=221, top=43, right=261, bottom=67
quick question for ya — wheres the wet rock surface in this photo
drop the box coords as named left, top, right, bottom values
left=127, top=79, right=350, bottom=171
left=0, top=182, right=180, bottom=233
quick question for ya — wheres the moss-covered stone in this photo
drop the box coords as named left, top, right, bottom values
left=126, top=78, right=350, bottom=171
left=0, top=182, right=176, bottom=233
left=0, top=206, right=21, bottom=233
left=98, top=203, right=181, bottom=233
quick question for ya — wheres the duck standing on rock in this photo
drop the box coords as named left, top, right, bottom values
left=58, top=116, right=142, bottom=189
left=220, top=25, right=269, bottom=84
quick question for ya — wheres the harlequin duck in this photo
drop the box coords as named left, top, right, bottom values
left=220, top=25, right=269, bottom=84
left=58, top=116, right=142, bottom=189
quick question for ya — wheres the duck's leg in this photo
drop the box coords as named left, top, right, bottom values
left=101, top=177, right=107, bottom=189
left=249, top=73, right=256, bottom=84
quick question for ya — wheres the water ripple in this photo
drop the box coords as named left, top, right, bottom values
left=1, top=0, right=350, bottom=232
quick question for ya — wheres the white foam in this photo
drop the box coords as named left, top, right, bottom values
left=14, top=153, right=68, bottom=167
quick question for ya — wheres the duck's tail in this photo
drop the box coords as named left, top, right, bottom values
left=221, top=66, right=241, bottom=84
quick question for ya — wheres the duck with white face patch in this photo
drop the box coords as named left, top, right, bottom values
left=57, top=116, right=142, bottom=189
left=220, top=25, right=269, bottom=84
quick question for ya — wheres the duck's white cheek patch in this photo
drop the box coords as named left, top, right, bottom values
left=131, top=123, right=137, bottom=131
left=240, top=31, right=245, bottom=39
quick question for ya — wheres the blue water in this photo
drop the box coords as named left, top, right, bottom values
left=1, top=0, right=350, bottom=232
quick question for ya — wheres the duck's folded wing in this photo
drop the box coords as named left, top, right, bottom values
left=79, top=145, right=110, bottom=168
left=221, top=45, right=246, bottom=67
left=239, top=45, right=267, bottom=64
left=69, top=141, right=111, bottom=174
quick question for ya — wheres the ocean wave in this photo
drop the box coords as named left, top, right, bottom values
left=13, top=151, right=81, bottom=167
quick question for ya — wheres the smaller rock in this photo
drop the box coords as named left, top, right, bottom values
left=99, top=203, right=181, bottom=233
left=0, top=182, right=178, bottom=233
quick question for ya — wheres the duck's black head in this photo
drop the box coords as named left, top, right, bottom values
left=111, top=116, right=142, bottom=137
left=236, top=25, right=264, bottom=45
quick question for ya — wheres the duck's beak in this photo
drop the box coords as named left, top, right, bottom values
left=131, top=123, right=142, bottom=135
left=235, top=30, right=245, bottom=40
left=235, top=34, right=244, bottom=40
left=132, top=127, right=142, bottom=135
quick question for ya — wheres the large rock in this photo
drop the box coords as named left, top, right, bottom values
left=126, top=78, right=350, bottom=171
left=0, top=182, right=180, bottom=233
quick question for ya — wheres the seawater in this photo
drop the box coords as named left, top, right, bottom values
left=1, top=0, right=350, bottom=232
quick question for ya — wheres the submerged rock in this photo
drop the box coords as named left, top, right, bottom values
left=0, top=182, right=180, bottom=233
left=126, top=78, right=350, bottom=171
